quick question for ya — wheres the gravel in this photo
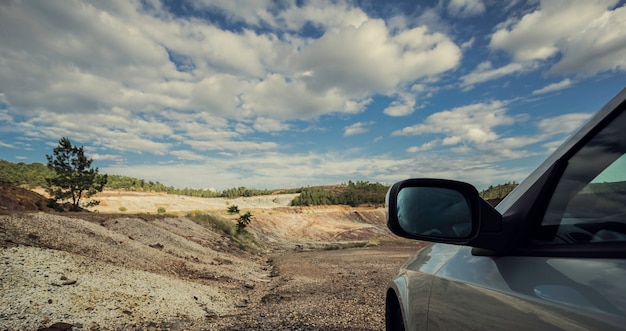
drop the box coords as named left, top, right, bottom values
left=200, top=244, right=424, bottom=331
left=0, top=212, right=423, bottom=330
left=1, top=246, right=233, bottom=330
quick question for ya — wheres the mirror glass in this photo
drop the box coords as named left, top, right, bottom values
left=396, top=187, right=472, bottom=239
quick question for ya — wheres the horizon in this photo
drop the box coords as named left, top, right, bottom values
left=1, top=1, right=625, bottom=191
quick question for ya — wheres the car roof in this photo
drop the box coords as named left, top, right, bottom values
left=496, top=87, right=626, bottom=214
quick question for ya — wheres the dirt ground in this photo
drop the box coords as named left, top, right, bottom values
left=0, top=185, right=426, bottom=330
left=201, top=243, right=426, bottom=331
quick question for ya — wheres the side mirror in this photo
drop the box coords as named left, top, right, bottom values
left=394, top=186, right=473, bottom=239
left=387, top=179, right=505, bottom=251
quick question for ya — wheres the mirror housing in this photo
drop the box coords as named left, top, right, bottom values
left=387, top=179, right=506, bottom=254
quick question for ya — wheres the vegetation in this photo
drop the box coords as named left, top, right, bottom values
left=222, top=186, right=274, bottom=198
left=187, top=210, right=235, bottom=236
left=1, top=159, right=300, bottom=199
left=479, top=182, right=518, bottom=200
left=0, top=160, right=53, bottom=188
left=236, top=211, right=254, bottom=233
left=157, top=206, right=166, bottom=214
left=1, top=158, right=521, bottom=205
left=225, top=205, right=254, bottom=233
left=185, top=210, right=261, bottom=252
left=291, top=181, right=389, bottom=207
left=227, top=205, right=240, bottom=214
left=46, top=137, right=107, bottom=211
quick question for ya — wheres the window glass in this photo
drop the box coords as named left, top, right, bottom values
left=536, top=109, right=626, bottom=245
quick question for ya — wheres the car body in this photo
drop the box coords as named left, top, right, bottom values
left=385, top=87, right=626, bottom=330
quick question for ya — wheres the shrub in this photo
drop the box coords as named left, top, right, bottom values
left=157, top=206, right=166, bottom=214
left=236, top=211, right=253, bottom=233
left=227, top=205, right=240, bottom=214
left=118, top=206, right=127, bottom=212
left=186, top=211, right=235, bottom=236
left=186, top=210, right=261, bottom=252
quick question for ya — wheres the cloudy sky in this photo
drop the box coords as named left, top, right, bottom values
left=1, top=0, right=625, bottom=191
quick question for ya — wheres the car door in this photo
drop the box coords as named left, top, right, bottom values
left=425, top=97, right=626, bottom=330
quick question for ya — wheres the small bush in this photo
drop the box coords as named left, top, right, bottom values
left=237, top=211, right=253, bottom=233
left=227, top=205, right=240, bottom=214
left=46, top=198, right=64, bottom=212
left=118, top=206, right=127, bottom=212
left=157, top=206, right=166, bottom=214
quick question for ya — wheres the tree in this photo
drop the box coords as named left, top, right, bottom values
left=46, top=137, right=107, bottom=211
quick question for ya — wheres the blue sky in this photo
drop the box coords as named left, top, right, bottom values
left=1, top=0, right=625, bottom=191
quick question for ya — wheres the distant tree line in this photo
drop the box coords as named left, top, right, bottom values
left=2, top=159, right=524, bottom=205
left=291, top=180, right=389, bottom=207
left=0, top=159, right=299, bottom=198
left=0, top=160, right=52, bottom=188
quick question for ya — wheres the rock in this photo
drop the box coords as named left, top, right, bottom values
left=37, top=321, right=73, bottom=331
left=149, top=243, right=164, bottom=249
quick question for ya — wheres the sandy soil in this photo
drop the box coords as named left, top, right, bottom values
left=31, top=189, right=301, bottom=213
left=1, top=188, right=419, bottom=330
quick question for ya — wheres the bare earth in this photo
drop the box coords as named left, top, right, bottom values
left=0, top=189, right=425, bottom=330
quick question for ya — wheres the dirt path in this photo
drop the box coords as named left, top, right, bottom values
left=202, top=243, right=426, bottom=330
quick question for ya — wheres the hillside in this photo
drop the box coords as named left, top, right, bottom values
left=0, top=184, right=399, bottom=330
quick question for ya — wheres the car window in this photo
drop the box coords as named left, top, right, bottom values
left=535, top=109, right=626, bottom=245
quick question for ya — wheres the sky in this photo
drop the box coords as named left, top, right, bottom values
left=1, top=0, right=626, bottom=191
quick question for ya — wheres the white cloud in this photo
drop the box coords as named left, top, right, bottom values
left=384, top=103, right=415, bottom=117
left=19, top=109, right=175, bottom=155
left=2, top=0, right=615, bottom=192
left=406, top=140, right=439, bottom=153
left=537, top=113, right=592, bottom=135
left=460, top=61, right=527, bottom=88
left=192, top=0, right=370, bottom=32
left=392, top=101, right=514, bottom=145
left=243, top=74, right=365, bottom=119
left=190, top=74, right=252, bottom=117
left=0, top=0, right=465, bottom=159
left=542, top=139, right=563, bottom=153
left=90, top=153, right=125, bottom=162
left=343, top=122, right=371, bottom=136
left=461, top=37, right=475, bottom=50
left=489, top=0, right=626, bottom=75
left=253, top=117, right=291, bottom=133
left=277, top=0, right=369, bottom=30
left=170, top=150, right=206, bottom=161
left=186, top=140, right=278, bottom=152
left=101, top=148, right=531, bottom=191
left=392, top=99, right=593, bottom=164
left=532, top=79, right=573, bottom=95
left=550, top=3, right=626, bottom=74
left=447, top=0, right=486, bottom=18
left=291, top=19, right=461, bottom=95
left=384, top=94, right=416, bottom=117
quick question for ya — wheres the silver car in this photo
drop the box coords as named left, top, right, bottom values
left=385, top=87, right=626, bottom=330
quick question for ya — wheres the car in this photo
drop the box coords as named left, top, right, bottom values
left=385, top=87, right=626, bottom=331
